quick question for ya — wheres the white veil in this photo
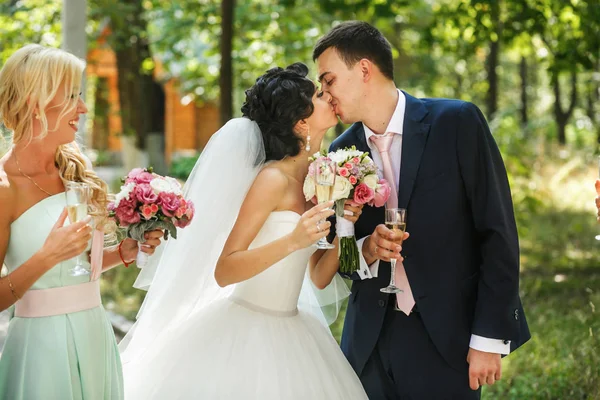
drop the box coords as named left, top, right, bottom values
left=119, top=118, right=349, bottom=364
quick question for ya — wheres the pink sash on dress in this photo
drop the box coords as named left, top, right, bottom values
left=14, top=229, right=105, bottom=318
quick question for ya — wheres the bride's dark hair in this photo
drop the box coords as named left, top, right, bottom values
left=241, top=62, right=316, bottom=161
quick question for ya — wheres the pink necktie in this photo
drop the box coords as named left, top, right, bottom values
left=370, top=133, right=415, bottom=315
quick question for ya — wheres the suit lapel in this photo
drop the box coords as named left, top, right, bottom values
left=398, top=92, right=431, bottom=209
left=348, top=123, right=369, bottom=153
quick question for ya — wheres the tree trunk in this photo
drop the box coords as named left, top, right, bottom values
left=589, top=59, right=600, bottom=144
left=552, top=70, right=578, bottom=145
left=519, top=56, right=528, bottom=126
left=485, top=0, right=501, bottom=118
left=219, top=0, right=235, bottom=125
left=110, top=0, right=164, bottom=151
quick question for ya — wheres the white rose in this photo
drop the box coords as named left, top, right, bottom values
left=150, top=177, right=173, bottom=194
left=303, top=175, right=316, bottom=201
left=114, top=182, right=136, bottom=207
left=329, top=150, right=347, bottom=164
left=165, top=176, right=183, bottom=195
left=363, top=174, right=379, bottom=190
left=332, top=175, right=352, bottom=201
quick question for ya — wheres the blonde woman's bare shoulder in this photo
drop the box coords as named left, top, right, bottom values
left=0, top=161, right=17, bottom=225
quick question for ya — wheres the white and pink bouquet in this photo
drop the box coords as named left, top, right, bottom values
left=108, top=167, right=195, bottom=267
left=304, top=147, right=391, bottom=274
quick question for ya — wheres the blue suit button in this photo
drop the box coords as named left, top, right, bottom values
left=378, top=300, right=385, bottom=307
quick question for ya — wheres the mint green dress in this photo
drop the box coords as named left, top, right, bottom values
left=0, top=193, right=123, bottom=399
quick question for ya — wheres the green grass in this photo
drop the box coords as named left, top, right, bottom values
left=485, top=153, right=600, bottom=399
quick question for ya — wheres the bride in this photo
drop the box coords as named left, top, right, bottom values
left=120, top=63, right=369, bottom=399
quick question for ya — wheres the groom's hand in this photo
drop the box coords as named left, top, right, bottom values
left=363, top=224, right=409, bottom=264
left=467, top=348, right=502, bottom=390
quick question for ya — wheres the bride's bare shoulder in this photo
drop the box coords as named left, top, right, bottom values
left=254, top=165, right=289, bottom=190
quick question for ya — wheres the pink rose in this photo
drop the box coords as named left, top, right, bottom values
left=352, top=157, right=360, bottom=164
left=125, top=168, right=154, bottom=184
left=174, top=201, right=195, bottom=229
left=159, top=192, right=181, bottom=217
left=135, top=172, right=154, bottom=184
left=339, top=168, right=349, bottom=177
left=308, top=162, right=316, bottom=177
left=349, top=175, right=358, bottom=185
left=125, top=168, right=144, bottom=184
left=353, top=183, right=375, bottom=205
left=371, top=179, right=391, bottom=207
left=141, top=204, right=158, bottom=220
left=133, top=183, right=159, bottom=204
left=115, top=197, right=141, bottom=226
left=185, top=201, right=195, bottom=219
left=174, top=216, right=191, bottom=229
left=344, top=162, right=353, bottom=169
left=175, top=199, right=188, bottom=218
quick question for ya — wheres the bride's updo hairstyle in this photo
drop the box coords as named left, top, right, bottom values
left=241, top=62, right=315, bottom=162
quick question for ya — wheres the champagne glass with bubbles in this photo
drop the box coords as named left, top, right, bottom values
left=314, top=158, right=336, bottom=249
left=380, top=208, right=406, bottom=293
left=65, top=182, right=92, bottom=276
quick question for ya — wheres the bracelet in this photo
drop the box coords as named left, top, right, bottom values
left=118, top=240, right=134, bottom=268
left=6, top=275, right=20, bottom=300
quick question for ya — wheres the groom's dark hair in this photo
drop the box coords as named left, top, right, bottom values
left=313, top=21, right=394, bottom=81
left=241, top=62, right=315, bottom=162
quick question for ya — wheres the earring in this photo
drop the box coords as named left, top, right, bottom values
left=305, top=127, right=311, bottom=152
left=34, top=114, right=40, bottom=120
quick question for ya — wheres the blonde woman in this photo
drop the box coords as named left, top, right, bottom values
left=0, top=44, right=162, bottom=399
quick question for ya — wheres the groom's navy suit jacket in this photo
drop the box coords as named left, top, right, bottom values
left=330, top=92, right=531, bottom=375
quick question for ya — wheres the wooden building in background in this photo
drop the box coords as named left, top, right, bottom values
left=86, top=23, right=221, bottom=164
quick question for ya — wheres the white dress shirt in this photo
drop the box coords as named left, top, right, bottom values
left=354, top=89, right=510, bottom=355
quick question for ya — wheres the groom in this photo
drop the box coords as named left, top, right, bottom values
left=315, top=22, right=530, bottom=399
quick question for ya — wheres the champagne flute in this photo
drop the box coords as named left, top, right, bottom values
left=65, top=182, right=92, bottom=276
left=314, top=158, right=336, bottom=249
left=380, top=208, right=406, bottom=293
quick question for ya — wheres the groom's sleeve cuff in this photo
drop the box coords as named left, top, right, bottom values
left=356, top=237, right=380, bottom=280
left=469, top=334, right=511, bottom=355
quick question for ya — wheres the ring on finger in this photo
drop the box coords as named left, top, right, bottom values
left=316, top=222, right=321, bottom=232
left=374, top=245, right=378, bottom=254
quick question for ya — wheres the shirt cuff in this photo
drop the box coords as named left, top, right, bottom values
left=469, top=334, right=511, bottom=355
left=356, top=236, right=380, bottom=280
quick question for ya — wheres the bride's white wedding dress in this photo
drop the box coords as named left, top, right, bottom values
left=123, top=210, right=368, bottom=399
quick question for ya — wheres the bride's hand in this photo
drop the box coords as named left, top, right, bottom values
left=289, top=201, right=335, bottom=250
left=341, top=200, right=363, bottom=224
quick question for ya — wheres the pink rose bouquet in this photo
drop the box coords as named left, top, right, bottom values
left=108, top=167, right=195, bottom=267
left=304, top=147, right=391, bottom=274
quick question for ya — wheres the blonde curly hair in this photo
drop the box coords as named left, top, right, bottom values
left=0, top=44, right=111, bottom=230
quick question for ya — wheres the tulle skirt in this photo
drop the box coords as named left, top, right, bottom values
left=123, top=297, right=367, bottom=399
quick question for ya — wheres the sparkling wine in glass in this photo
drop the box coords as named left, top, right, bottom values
left=314, top=159, right=336, bottom=250
left=380, top=208, right=406, bottom=294
left=65, top=182, right=92, bottom=276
